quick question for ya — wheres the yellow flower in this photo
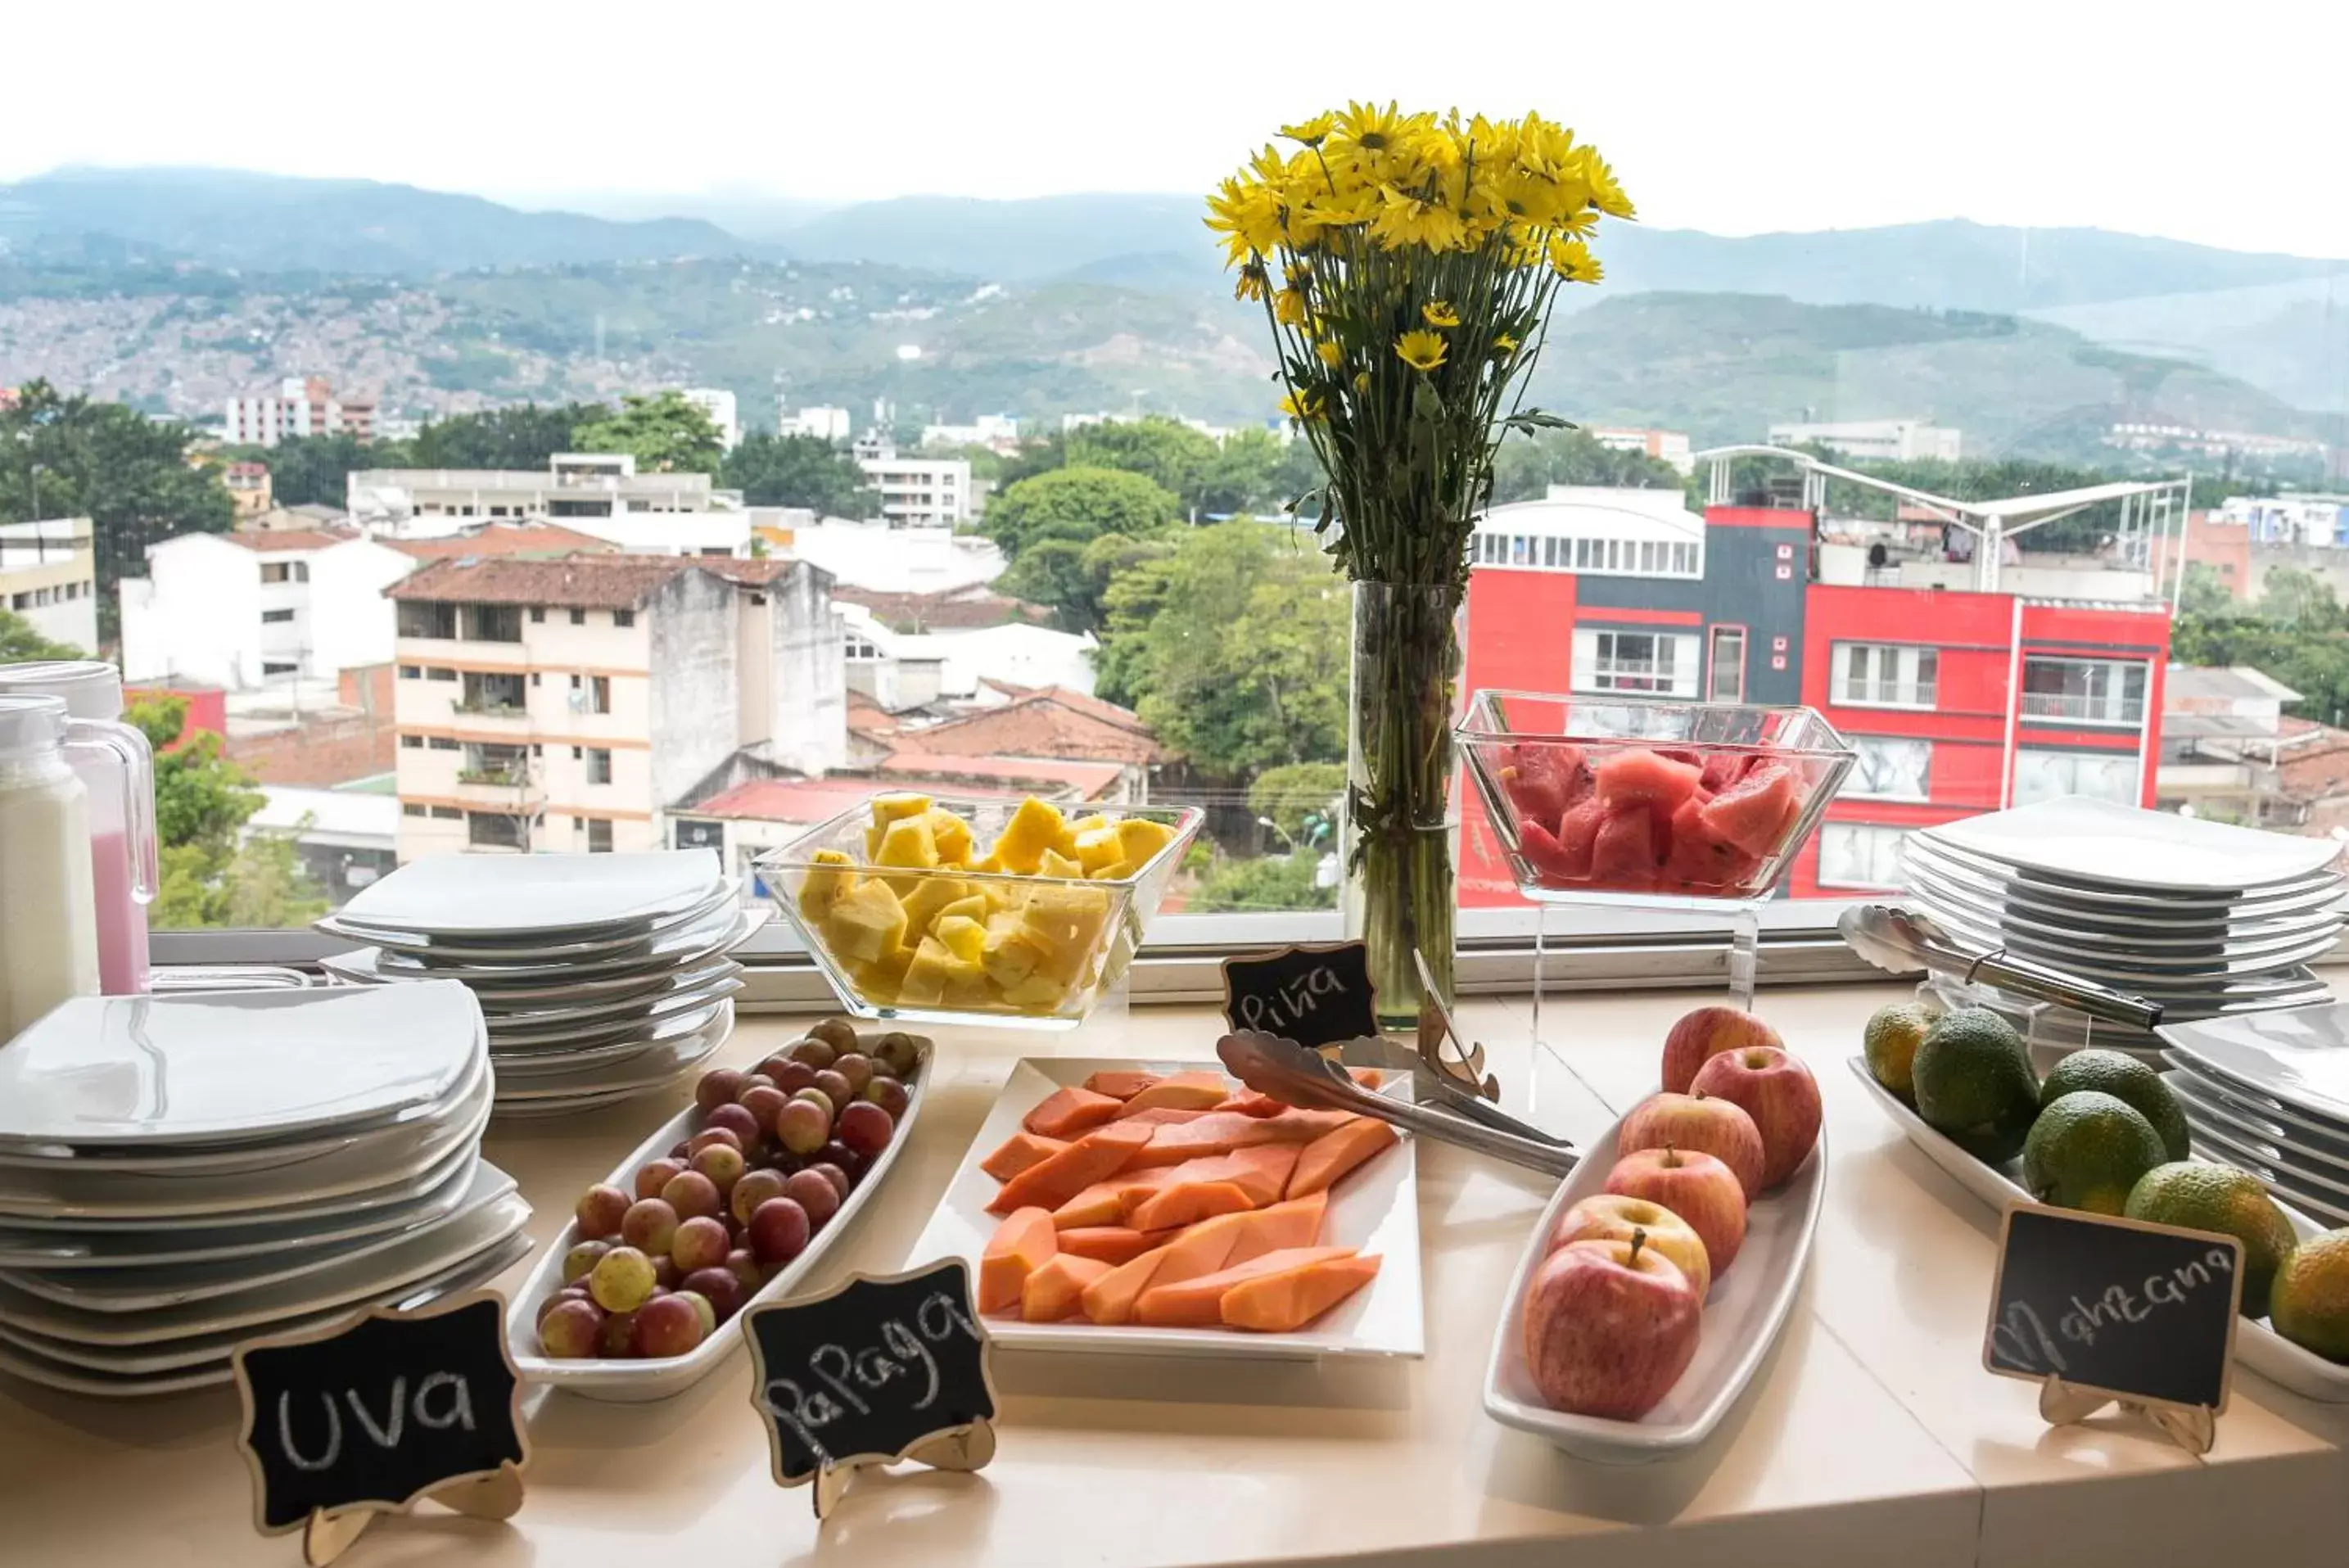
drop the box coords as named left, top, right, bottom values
left=1574, top=148, right=1637, bottom=220
left=1281, top=388, right=1327, bottom=422
left=1281, top=113, right=1336, bottom=147
left=1371, top=185, right=1469, bottom=252
left=1204, top=175, right=1282, bottom=265
left=1337, top=99, right=1409, bottom=154
left=1353, top=370, right=1371, bottom=393
left=1233, top=260, right=1269, bottom=301
left=1274, top=286, right=1309, bottom=325
left=1493, top=333, right=1521, bottom=358
left=1547, top=237, right=1603, bottom=283
left=1314, top=339, right=1344, bottom=368
left=1394, top=330, right=1448, bottom=372
left=1421, top=300, right=1461, bottom=329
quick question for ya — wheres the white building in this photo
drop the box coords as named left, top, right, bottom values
left=0, top=517, right=98, bottom=653
left=1766, top=418, right=1963, bottom=463
left=224, top=377, right=376, bottom=447
left=774, top=521, right=1004, bottom=594
left=344, top=454, right=752, bottom=555
left=682, top=388, right=741, bottom=450
left=853, top=440, right=972, bottom=528
left=387, top=554, right=845, bottom=860
left=250, top=783, right=400, bottom=906
left=837, top=602, right=1097, bottom=707
left=2216, top=494, right=2349, bottom=549
left=1471, top=485, right=1709, bottom=578
left=781, top=406, right=853, bottom=442
left=921, top=414, right=1021, bottom=453
left=1589, top=426, right=1696, bottom=477
left=119, top=529, right=417, bottom=692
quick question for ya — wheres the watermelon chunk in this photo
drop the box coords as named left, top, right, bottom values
left=1699, top=761, right=1802, bottom=856
left=1588, top=805, right=1660, bottom=890
left=1553, top=799, right=1602, bottom=879
left=1660, top=797, right=1763, bottom=891
left=1593, top=747, right=1702, bottom=812
left=1499, top=742, right=1591, bottom=825
left=1699, top=752, right=1756, bottom=795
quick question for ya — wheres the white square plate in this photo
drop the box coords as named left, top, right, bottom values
left=905, top=1056, right=1423, bottom=1360
left=1482, top=1100, right=1823, bottom=1465
left=1922, top=798, right=2345, bottom=893
left=335, top=848, right=725, bottom=936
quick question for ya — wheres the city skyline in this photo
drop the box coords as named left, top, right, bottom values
left=9, top=0, right=2349, bottom=260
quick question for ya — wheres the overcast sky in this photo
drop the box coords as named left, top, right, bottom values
left=11, top=0, right=2345, bottom=257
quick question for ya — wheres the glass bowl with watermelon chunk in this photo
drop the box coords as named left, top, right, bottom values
left=1459, top=691, right=1854, bottom=902
left=761, top=793, right=1205, bottom=1030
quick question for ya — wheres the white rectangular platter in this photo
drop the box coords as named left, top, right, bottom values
left=1847, top=1056, right=2349, bottom=1403
left=505, top=1029, right=932, bottom=1402
left=906, top=1056, right=1423, bottom=1360
left=1483, top=1099, right=1826, bottom=1466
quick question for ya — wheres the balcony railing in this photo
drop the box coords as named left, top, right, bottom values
left=1835, top=680, right=1938, bottom=710
left=2021, top=691, right=2143, bottom=725
left=456, top=766, right=531, bottom=787
left=452, top=698, right=527, bottom=718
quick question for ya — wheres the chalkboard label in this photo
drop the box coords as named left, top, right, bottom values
left=233, top=1291, right=527, bottom=1534
left=743, top=1259, right=997, bottom=1487
left=1221, top=941, right=1380, bottom=1049
left=1982, top=1204, right=2243, bottom=1414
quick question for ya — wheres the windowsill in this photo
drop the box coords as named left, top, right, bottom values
left=1832, top=697, right=1938, bottom=712
left=2018, top=716, right=2143, bottom=729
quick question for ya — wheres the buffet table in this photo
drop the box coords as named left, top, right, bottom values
left=8, top=984, right=2349, bottom=1566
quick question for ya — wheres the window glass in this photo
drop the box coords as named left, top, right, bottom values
left=2014, top=748, right=2140, bottom=806
left=1818, top=823, right=1908, bottom=889
left=1832, top=643, right=1938, bottom=708
left=1706, top=626, right=1746, bottom=703
left=1845, top=735, right=1932, bottom=799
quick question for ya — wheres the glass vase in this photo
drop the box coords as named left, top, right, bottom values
left=1342, top=581, right=1466, bottom=1034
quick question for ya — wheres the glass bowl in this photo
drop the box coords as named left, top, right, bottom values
left=759, top=793, right=1204, bottom=1030
left=1458, top=690, right=1854, bottom=903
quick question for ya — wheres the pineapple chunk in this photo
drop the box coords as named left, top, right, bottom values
left=925, top=807, right=976, bottom=865
left=1022, top=885, right=1116, bottom=987
left=1090, top=859, right=1134, bottom=881
left=875, top=814, right=941, bottom=870
left=899, top=875, right=973, bottom=933
left=969, top=852, right=1005, bottom=874
left=1003, top=972, right=1073, bottom=1012
left=1038, top=847, right=1085, bottom=880
left=870, top=792, right=933, bottom=826
left=992, top=797, right=1067, bottom=874
left=1068, top=813, right=1111, bottom=838
left=1115, top=816, right=1177, bottom=868
left=897, top=936, right=955, bottom=1005
left=981, top=910, right=1045, bottom=988
left=797, top=848, right=859, bottom=921
left=933, top=892, right=990, bottom=928
left=935, top=914, right=987, bottom=964
left=825, top=879, right=909, bottom=965
left=1071, top=825, right=1123, bottom=874
left=864, top=825, right=884, bottom=859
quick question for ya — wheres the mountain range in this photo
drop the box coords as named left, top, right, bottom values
left=0, top=166, right=2342, bottom=449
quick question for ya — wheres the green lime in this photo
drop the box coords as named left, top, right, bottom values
left=2040, top=1048, right=2191, bottom=1161
left=1912, top=1006, right=2039, bottom=1164
left=2125, top=1161, right=2299, bottom=1318
left=2271, top=1230, right=2349, bottom=1360
left=2022, top=1091, right=2168, bottom=1214
left=1863, top=1000, right=1936, bottom=1102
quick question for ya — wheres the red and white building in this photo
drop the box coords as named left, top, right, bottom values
left=224, top=376, right=376, bottom=447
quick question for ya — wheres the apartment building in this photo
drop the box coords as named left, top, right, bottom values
left=0, top=517, right=98, bottom=652
left=1457, top=473, right=2178, bottom=905
left=781, top=406, right=853, bottom=441
left=1766, top=418, right=1963, bottom=463
left=345, top=453, right=750, bottom=554
left=1588, top=427, right=1696, bottom=476
left=852, top=437, right=972, bottom=528
left=224, top=462, right=273, bottom=518
left=920, top=413, right=1022, bottom=454
left=224, top=376, right=376, bottom=446
left=386, top=554, right=845, bottom=861
left=119, top=528, right=414, bottom=690
left=682, top=387, right=741, bottom=450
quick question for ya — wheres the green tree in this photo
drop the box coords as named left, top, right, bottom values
left=573, top=391, right=725, bottom=474
left=1249, top=761, right=1347, bottom=844
left=721, top=432, right=876, bottom=516
left=996, top=530, right=1172, bottom=635
left=1191, top=850, right=1335, bottom=913
left=409, top=403, right=606, bottom=469
left=1096, top=521, right=1348, bottom=779
left=128, top=695, right=326, bottom=929
left=999, top=418, right=1314, bottom=519
left=984, top=466, right=1179, bottom=561
left=0, top=607, right=84, bottom=661
left=237, top=432, right=382, bottom=508
left=0, top=380, right=234, bottom=636
left=1491, top=427, right=1683, bottom=504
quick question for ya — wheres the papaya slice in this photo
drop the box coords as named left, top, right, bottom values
left=1079, top=1246, right=1168, bottom=1326
left=978, top=1208, right=1056, bottom=1313
left=979, top=1131, right=1068, bottom=1182
left=1055, top=1226, right=1163, bottom=1266
left=1133, top=1245, right=1356, bottom=1328
left=1023, top=1086, right=1124, bottom=1139
left=987, top=1121, right=1154, bottom=1215
left=1116, top=1070, right=1233, bottom=1117
left=1083, top=1069, right=1160, bottom=1100
left=1225, top=1191, right=1328, bottom=1267
left=1021, top=1253, right=1112, bottom=1322
left=1127, top=1180, right=1255, bottom=1233
left=1287, top=1118, right=1401, bottom=1198
left=1222, top=1254, right=1382, bottom=1332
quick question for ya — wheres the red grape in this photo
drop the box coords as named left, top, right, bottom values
left=754, top=1055, right=797, bottom=1083
left=588, top=1247, right=657, bottom=1313
left=634, top=1159, right=686, bottom=1201
left=538, top=1299, right=605, bottom=1358
left=747, top=1196, right=811, bottom=1264
left=782, top=1169, right=841, bottom=1231
left=621, top=1197, right=680, bottom=1254
left=737, top=1084, right=788, bottom=1136
left=537, top=1286, right=594, bottom=1326
left=652, top=1254, right=682, bottom=1291
left=730, top=1168, right=788, bottom=1226
left=682, top=1266, right=747, bottom=1322
left=661, top=1170, right=723, bottom=1222
left=772, top=1061, right=818, bottom=1096
left=725, top=1249, right=761, bottom=1293
left=837, top=1100, right=894, bottom=1159
left=562, top=1240, right=610, bottom=1284
left=778, top=1097, right=831, bottom=1156
left=804, top=1162, right=851, bottom=1202
left=574, top=1184, right=631, bottom=1240
left=788, top=1037, right=837, bottom=1071
left=599, top=1308, right=639, bottom=1357
left=809, top=1018, right=860, bottom=1053
left=704, top=1103, right=761, bottom=1147
left=631, top=1294, right=705, bottom=1358
left=671, top=1215, right=730, bottom=1273
left=685, top=1127, right=742, bottom=1159
left=811, top=1069, right=853, bottom=1113
left=679, top=1290, right=717, bottom=1338
left=817, top=1139, right=865, bottom=1181
left=832, top=1053, right=876, bottom=1096
left=693, top=1068, right=745, bottom=1114
left=874, top=1032, right=919, bottom=1078
left=667, top=1141, right=691, bottom=1161
left=863, top=1077, right=910, bottom=1118
left=690, top=1143, right=746, bottom=1195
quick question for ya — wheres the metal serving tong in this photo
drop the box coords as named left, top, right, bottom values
left=1838, top=903, right=2164, bottom=1030
left=1217, top=1030, right=1580, bottom=1178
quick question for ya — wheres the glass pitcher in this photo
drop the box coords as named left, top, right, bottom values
left=0, top=694, right=103, bottom=1039
left=0, top=662, right=159, bottom=994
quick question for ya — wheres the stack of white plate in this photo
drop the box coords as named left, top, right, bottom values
left=1900, top=797, right=2344, bottom=1057
left=315, top=850, right=763, bottom=1117
left=0, top=985, right=526, bottom=1399
left=2162, top=1003, right=2349, bottom=1227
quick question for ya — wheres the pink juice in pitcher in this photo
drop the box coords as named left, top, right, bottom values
left=92, top=827, right=149, bottom=995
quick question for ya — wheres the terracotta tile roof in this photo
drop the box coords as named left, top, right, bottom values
left=845, top=690, right=901, bottom=738
left=898, top=688, right=1166, bottom=766
left=872, top=751, right=1125, bottom=799
left=2277, top=721, right=2349, bottom=802
left=385, top=524, right=614, bottom=561
left=830, top=585, right=1052, bottom=631
left=220, top=528, right=357, bottom=552
left=386, top=554, right=692, bottom=609
left=689, top=776, right=1027, bottom=822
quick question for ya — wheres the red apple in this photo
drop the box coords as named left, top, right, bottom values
left=1604, top=1145, right=1747, bottom=1277
left=1522, top=1232, right=1702, bottom=1419
left=1547, top=1193, right=1712, bottom=1300
left=1690, top=1045, right=1822, bottom=1190
left=1660, top=1005, right=1784, bottom=1095
left=1619, top=1091, right=1766, bottom=1200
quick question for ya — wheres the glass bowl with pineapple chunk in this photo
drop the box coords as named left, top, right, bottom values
left=761, top=793, right=1206, bottom=1029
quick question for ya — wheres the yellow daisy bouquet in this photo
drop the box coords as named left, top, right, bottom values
left=1208, top=102, right=1633, bottom=1024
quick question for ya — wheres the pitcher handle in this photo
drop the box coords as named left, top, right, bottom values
left=65, top=717, right=159, bottom=903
